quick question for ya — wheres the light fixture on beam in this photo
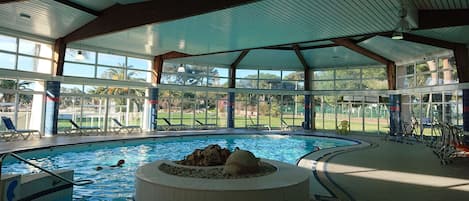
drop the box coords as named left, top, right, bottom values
left=76, top=50, right=85, bottom=60
left=177, top=64, right=185, bottom=73
left=391, top=31, right=404, bottom=40
left=392, top=0, right=410, bottom=40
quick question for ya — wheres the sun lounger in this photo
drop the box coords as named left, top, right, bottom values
left=281, top=119, right=302, bottom=131
left=65, top=120, right=101, bottom=135
left=248, top=116, right=271, bottom=130
left=160, top=118, right=187, bottom=131
left=1, top=116, right=38, bottom=140
left=195, top=119, right=217, bottom=129
left=112, top=118, right=141, bottom=134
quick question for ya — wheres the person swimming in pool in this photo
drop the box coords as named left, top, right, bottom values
left=96, top=159, right=125, bottom=171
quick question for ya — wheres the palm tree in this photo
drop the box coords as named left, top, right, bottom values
left=91, top=66, right=145, bottom=111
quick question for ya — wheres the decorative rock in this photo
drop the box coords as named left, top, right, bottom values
left=178, top=144, right=231, bottom=166
left=223, top=150, right=260, bottom=176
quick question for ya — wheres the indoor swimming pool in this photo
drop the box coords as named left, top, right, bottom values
left=2, top=134, right=358, bottom=200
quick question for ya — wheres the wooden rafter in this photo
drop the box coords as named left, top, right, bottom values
left=54, top=0, right=100, bottom=16
left=0, top=0, right=27, bottom=4
left=332, top=38, right=392, bottom=65
left=263, top=44, right=339, bottom=51
left=53, top=38, right=66, bottom=76
left=63, top=0, right=257, bottom=43
left=229, top=50, right=249, bottom=88
left=292, top=44, right=311, bottom=91
left=153, top=51, right=192, bottom=84
left=332, top=38, right=397, bottom=90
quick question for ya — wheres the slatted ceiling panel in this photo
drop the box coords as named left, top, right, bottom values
left=238, top=49, right=303, bottom=69
left=0, top=0, right=95, bottom=39
left=80, top=0, right=402, bottom=56
left=302, top=46, right=380, bottom=68
left=412, top=26, right=469, bottom=45
left=358, top=35, right=447, bottom=62
left=167, top=52, right=242, bottom=67
left=413, top=0, right=469, bottom=9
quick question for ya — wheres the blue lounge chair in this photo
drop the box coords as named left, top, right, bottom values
left=112, top=118, right=141, bottom=134
left=66, top=120, right=101, bottom=135
left=1, top=116, right=38, bottom=140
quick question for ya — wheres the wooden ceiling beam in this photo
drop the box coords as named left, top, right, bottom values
left=332, top=38, right=397, bottom=90
left=293, top=44, right=311, bottom=91
left=53, top=38, right=66, bottom=76
left=0, top=0, right=27, bottom=4
left=63, top=0, right=257, bottom=43
left=332, top=38, right=392, bottom=65
left=54, top=0, right=101, bottom=16
left=400, top=33, right=464, bottom=50
left=152, top=51, right=192, bottom=84
left=418, top=9, right=469, bottom=30
left=229, top=50, right=249, bottom=88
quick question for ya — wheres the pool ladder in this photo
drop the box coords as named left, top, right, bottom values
left=0, top=152, right=94, bottom=186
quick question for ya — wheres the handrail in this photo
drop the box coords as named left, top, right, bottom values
left=0, top=152, right=93, bottom=186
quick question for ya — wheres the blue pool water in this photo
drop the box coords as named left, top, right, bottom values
left=2, top=134, right=357, bottom=200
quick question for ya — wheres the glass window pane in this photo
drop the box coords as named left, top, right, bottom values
left=127, top=57, right=150, bottom=70
left=259, top=70, right=281, bottom=79
left=212, top=67, right=228, bottom=77
left=127, top=70, right=149, bottom=82
left=208, top=77, right=228, bottom=87
left=0, top=34, right=17, bottom=52
left=336, top=69, right=360, bottom=79
left=97, top=66, right=124, bottom=80
left=0, top=52, right=16, bottom=69
left=18, top=39, right=52, bottom=58
left=280, top=81, right=298, bottom=90
left=97, top=53, right=125, bottom=66
left=17, top=56, right=52, bottom=74
left=236, top=69, right=257, bottom=79
left=313, top=80, right=334, bottom=90
left=162, top=62, right=178, bottom=73
left=63, top=62, right=95, bottom=78
left=336, top=80, right=361, bottom=90
left=236, top=78, right=257, bottom=88
left=61, top=84, right=83, bottom=93
left=313, top=70, right=334, bottom=80
left=0, top=78, right=17, bottom=89
left=283, top=71, right=304, bottom=80
left=362, top=79, right=388, bottom=89
left=65, top=48, right=96, bottom=64
left=362, top=67, right=386, bottom=79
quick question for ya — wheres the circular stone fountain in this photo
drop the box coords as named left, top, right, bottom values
left=134, top=146, right=310, bottom=201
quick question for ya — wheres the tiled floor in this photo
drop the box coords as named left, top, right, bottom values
left=2, top=131, right=469, bottom=201
left=321, top=135, right=469, bottom=201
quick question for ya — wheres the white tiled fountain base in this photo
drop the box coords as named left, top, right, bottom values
left=134, top=159, right=310, bottom=201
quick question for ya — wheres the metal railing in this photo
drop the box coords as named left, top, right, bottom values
left=0, top=152, right=93, bottom=186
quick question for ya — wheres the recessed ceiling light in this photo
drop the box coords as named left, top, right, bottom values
left=19, top=13, right=31, bottom=20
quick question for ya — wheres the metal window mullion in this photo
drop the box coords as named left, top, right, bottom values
left=94, top=52, right=98, bottom=79
left=14, top=37, right=19, bottom=71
